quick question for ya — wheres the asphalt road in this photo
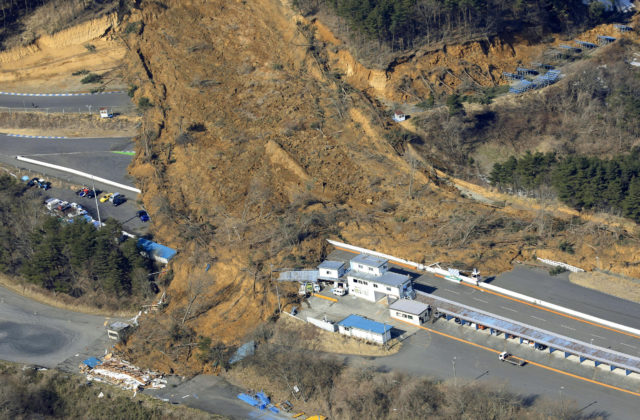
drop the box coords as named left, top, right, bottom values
left=44, top=184, right=149, bottom=235
left=0, top=92, right=131, bottom=112
left=492, top=265, right=640, bottom=330
left=328, top=250, right=640, bottom=359
left=0, top=133, right=136, bottom=188
left=0, top=285, right=111, bottom=368
left=351, top=320, right=640, bottom=420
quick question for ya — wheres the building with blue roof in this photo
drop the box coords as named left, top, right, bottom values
left=137, top=238, right=177, bottom=264
left=337, top=314, right=392, bottom=344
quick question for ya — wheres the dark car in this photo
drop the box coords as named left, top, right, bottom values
left=112, top=194, right=126, bottom=206
left=36, top=179, right=51, bottom=190
left=136, top=210, right=149, bottom=222
left=27, top=177, right=39, bottom=187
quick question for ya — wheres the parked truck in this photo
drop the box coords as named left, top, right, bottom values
left=498, top=352, right=525, bottom=366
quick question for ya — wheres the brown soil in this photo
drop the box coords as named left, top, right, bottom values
left=569, top=271, right=640, bottom=304
left=0, top=111, right=139, bottom=137
left=0, top=13, right=126, bottom=93
left=113, top=0, right=640, bottom=378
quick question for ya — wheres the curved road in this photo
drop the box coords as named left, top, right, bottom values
left=0, top=92, right=131, bottom=112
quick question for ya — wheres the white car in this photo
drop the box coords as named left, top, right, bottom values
left=331, top=287, right=346, bottom=296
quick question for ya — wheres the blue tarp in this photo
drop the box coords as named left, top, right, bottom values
left=137, top=238, right=177, bottom=262
left=338, top=314, right=391, bottom=335
left=82, top=357, right=102, bottom=369
left=238, top=393, right=260, bottom=407
left=255, top=391, right=270, bottom=406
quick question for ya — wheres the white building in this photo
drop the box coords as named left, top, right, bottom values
left=346, top=254, right=415, bottom=302
left=349, top=254, right=388, bottom=276
left=393, top=110, right=406, bottom=122
left=389, top=299, right=430, bottom=326
left=317, top=260, right=347, bottom=281
left=337, top=314, right=391, bottom=345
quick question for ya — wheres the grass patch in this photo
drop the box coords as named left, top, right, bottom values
left=80, top=73, right=103, bottom=84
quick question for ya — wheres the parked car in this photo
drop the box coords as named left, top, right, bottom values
left=76, top=187, right=95, bottom=198
left=136, top=210, right=149, bottom=222
left=44, top=198, right=61, bottom=211
left=35, top=178, right=51, bottom=190
left=331, top=287, right=346, bottom=296
left=56, top=201, right=70, bottom=212
left=111, top=193, right=125, bottom=206
left=27, top=177, right=39, bottom=187
left=99, top=193, right=113, bottom=203
left=313, top=283, right=321, bottom=293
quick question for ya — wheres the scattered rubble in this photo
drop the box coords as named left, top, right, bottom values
left=80, top=354, right=166, bottom=391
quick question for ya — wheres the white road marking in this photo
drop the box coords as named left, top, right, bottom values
left=531, top=315, right=547, bottom=322
left=500, top=306, right=518, bottom=313
left=444, top=289, right=460, bottom=295
left=620, top=342, right=638, bottom=349
left=561, top=324, right=576, bottom=331
left=590, top=334, right=606, bottom=340
left=473, top=297, right=489, bottom=304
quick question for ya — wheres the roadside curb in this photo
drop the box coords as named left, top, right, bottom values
left=5, top=133, right=68, bottom=139
left=0, top=91, right=125, bottom=96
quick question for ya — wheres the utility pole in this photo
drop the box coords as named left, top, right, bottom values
left=452, top=356, right=457, bottom=386
left=92, top=177, right=101, bottom=228
left=272, top=264, right=281, bottom=314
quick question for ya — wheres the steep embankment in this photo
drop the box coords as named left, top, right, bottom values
left=0, top=13, right=126, bottom=92
left=120, top=0, right=640, bottom=374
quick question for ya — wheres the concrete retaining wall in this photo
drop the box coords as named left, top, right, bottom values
left=307, top=317, right=337, bottom=332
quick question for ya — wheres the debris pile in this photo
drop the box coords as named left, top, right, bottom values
left=80, top=355, right=166, bottom=391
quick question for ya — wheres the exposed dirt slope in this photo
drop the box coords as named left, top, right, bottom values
left=119, top=0, right=640, bottom=374
left=0, top=13, right=126, bottom=92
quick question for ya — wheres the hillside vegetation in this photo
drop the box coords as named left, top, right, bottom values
left=0, top=175, right=155, bottom=310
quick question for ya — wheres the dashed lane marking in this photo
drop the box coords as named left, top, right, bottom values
left=561, top=324, right=577, bottom=331
left=500, top=306, right=518, bottom=313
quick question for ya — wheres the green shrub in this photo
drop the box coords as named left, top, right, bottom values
left=558, top=241, right=575, bottom=254
left=84, top=44, right=96, bottom=52
left=137, top=97, right=153, bottom=111
left=549, top=266, right=568, bottom=276
left=80, top=73, right=102, bottom=84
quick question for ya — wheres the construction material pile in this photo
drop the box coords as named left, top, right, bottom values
left=81, top=355, right=166, bottom=391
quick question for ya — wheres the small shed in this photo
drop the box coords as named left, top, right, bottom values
left=393, top=110, right=406, bottom=122
left=107, top=321, right=132, bottom=341
left=137, top=238, right=177, bottom=264
left=317, top=260, right=347, bottom=281
left=337, top=314, right=391, bottom=345
left=389, top=299, right=430, bottom=326
left=99, top=108, right=113, bottom=118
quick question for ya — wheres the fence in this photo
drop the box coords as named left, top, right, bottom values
left=307, top=316, right=337, bottom=332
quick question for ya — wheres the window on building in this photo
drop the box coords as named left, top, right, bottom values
left=396, top=312, right=401, bottom=316
left=373, top=284, right=378, bottom=288
left=358, top=264, right=363, bottom=269
left=386, top=287, right=391, bottom=291
left=353, top=279, right=358, bottom=284
left=326, top=270, right=331, bottom=275
left=368, top=267, right=374, bottom=272
left=407, top=315, right=413, bottom=319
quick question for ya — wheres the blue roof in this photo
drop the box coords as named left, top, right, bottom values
left=82, top=357, right=102, bottom=369
left=338, top=314, right=391, bottom=335
left=137, top=238, right=177, bottom=262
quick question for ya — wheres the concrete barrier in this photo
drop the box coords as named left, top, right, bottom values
left=537, top=257, right=584, bottom=272
left=479, top=282, right=640, bottom=337
left=16, top=155, right=141, bottom=194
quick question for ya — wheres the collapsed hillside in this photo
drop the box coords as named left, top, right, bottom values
left=121, top=0, right=640, bottom=374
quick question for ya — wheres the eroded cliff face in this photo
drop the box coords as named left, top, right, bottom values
left=121, top=0, right=640, bottom=373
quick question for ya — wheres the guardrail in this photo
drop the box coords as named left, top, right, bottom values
left=16, top=155, right=141, bottom=194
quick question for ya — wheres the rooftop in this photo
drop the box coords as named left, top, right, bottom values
left=338, top=314, right=392, bottom=335
left=349, top=270, right=410, bottom=288
left=351, top=253, right=387, bottom=268
left=318, top=260, right=346, bottom=270
left=389, top=299, right=430, bottom=315
left=108, top=321, right=131, bottom=331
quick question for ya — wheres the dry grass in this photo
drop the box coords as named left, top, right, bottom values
left=0, top=273, right=136, bottom=317
left=0, top=111, right=139, bottom=137
left=569, top=271, right=640, bottom=304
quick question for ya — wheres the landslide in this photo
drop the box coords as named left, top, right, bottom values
left=121, top=0, right=640, bottom=375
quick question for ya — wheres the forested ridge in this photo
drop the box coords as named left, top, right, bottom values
left=294, top=0, right=601, bottom=50
left=490, top=150, right=640, bottom=222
